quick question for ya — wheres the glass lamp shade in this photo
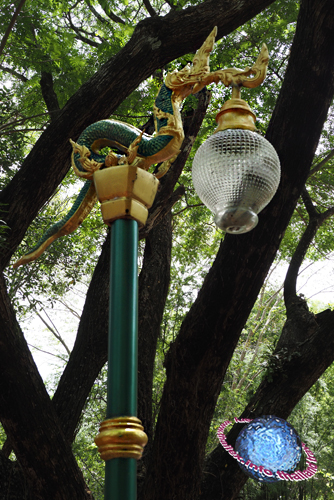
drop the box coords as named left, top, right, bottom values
left=235, top=415, right=302, bottom=483
left=192, top=129, right=281, bottom=234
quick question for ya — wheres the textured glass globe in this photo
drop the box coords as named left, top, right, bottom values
left=235, top=416, right=302, bottom=483
left=192, top=129, right=280, bottom=234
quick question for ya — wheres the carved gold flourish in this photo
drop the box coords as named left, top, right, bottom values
left=126, top=130, right=145, bottom=165
left=70, top=139, right=103, bottom=179
left=105, top=150, right=119, bottom=167
left=154, top=154, right=177, bottom=179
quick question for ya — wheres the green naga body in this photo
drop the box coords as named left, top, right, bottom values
left=71, top=83, right=177, bottom=177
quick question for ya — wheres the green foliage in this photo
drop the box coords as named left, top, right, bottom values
left=0, top=423, right=6, bottom=449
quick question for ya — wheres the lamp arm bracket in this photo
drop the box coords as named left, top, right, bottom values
left=196, top=43, right=269, bottom=92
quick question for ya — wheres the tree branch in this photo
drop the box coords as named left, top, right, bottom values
left=309, top=148, right=334, bottom=177
left=172, top=202, right=204, bottom=216
left=301, top=186, right=317, bottom=218
left=97, top=0, right=126, bottom=24
left=284, top=189, right=334, bottom=309
left=0, top=0, right=27, bottom=59
left=58, top=299, right=81, bottom=320
left=0, top=64, right=28, bottom=82
left=143, top=0, right=158, bottom=17
left=2, top=127, right=46, bottom=134
left=33, top=308, right=71, bottom=356
left=0, top=113, right=48, bottom=132
left=65, top=12, right=100, bottom=47
left=84, top=0, right=112, bottom=26
left=28, top=342, right=68, bottom=362
left=39, top=71, right=60, bottom=121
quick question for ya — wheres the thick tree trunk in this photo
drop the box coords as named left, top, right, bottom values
left=0, top=451, right=26, bottom=500
left=138, top=211, right=173, bottom=450
left=52, top=233, right=110, bottom=441
left=0, top=274, right=93, bottom=500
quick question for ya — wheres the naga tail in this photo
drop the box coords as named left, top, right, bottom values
left=13, top=180, right=97, bottom=268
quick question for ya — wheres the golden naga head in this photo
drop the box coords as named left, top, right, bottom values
left=165, top=26, right=269, bottom=98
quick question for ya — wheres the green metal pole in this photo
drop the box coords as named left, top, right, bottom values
left=105, top=218, right=138, bottom=500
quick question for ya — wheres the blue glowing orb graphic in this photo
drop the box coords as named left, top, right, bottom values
left=235, top=415, right=302, bottom=483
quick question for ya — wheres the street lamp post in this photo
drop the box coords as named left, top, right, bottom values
left=94, top=166, right=158, bottom=500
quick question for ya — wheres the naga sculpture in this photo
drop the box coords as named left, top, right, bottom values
left=13, top=27, right=269, bottom=268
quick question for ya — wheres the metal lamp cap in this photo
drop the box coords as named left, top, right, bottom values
left=215, top=98, right=256, bottom=132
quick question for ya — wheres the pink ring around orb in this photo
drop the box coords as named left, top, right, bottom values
left=217, top=418, right=317, bottom=481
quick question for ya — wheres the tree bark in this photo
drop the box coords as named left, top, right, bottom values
left=138, top=211, right=173, bottom=454
left=40, top=71, right=60, bottom=122
left=0, top=451, right=26, bottom=500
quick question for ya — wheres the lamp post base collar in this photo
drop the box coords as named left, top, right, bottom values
left=95, top=417, right=148, bottom=461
